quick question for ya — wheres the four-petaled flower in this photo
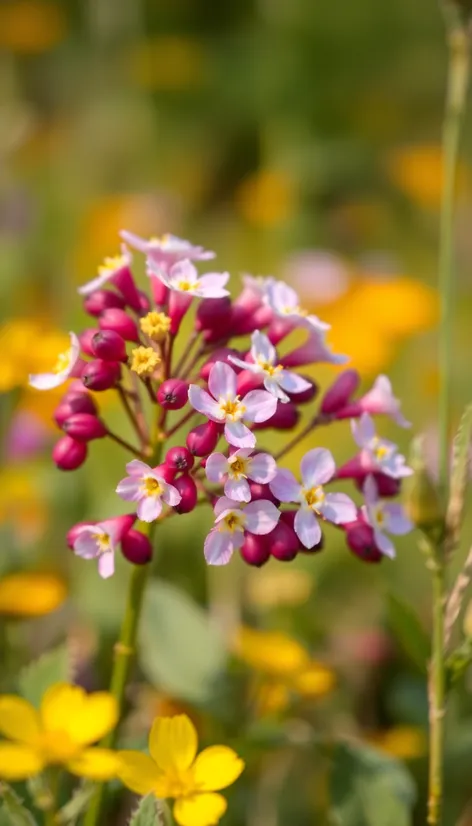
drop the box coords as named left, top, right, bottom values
left=189, top=362, right=277, bottom=448
left=118, top=714, right=244, bottom=826
left=205, top=496, right=280, bottom=565
left=229, top=330, right=312, bottom=403
left=78, top=247, right=132, bottom=296
left=148, top=259, right=230, bottom=299
left=116, top=460, right=181, bottom=522
left=264, top=280, right=329, bottom=333
left=121, top=230, right=215, bottom=268
left=72, top=521, right=118, bottom=579
left=270, top=448, right=357, bottom=548
left=362, top=475, right=413, bottom=558
left=28, top=331, right=80, bottom=390
left=206, top=447, right=276, bottom=502
left=352, top=413, right=413, bottom=479
left=0, top=683, right=119, bottom=781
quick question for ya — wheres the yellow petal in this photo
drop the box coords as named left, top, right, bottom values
left=0, top=696, right=40, bottom=744
left=67, top=747, right=121, bottom=780
left=0, top=573, right=67, bottom=617
left=118, top=750, right=165, bottom=796
left=0, top=742, right=44, bottom=779
left=292, top=663, right=336, bottom=697
left=149, top=715, right=198, bottom=773
left=174, top=793, right=227, bottom=826
left=193, top=747, right=244, bottom=792
left=41, top=683, right=118, bottom=746
left=235, top=627, right=309, bottom=677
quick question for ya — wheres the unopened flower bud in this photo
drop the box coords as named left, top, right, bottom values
left=67, top=520, right=96, bottom=549
left=153, top=462, right=176, bottom=482
left=54, top=394, right=97, bottom=427
left=249, top=482, right=279, bottom=505
left=82, top=359, right=121, bottom=390
left=99, top=308, right=139, bottom=342
left=230, top=304, right=273, bottom=336
left=321, top=369, right=360, bottom=414
left=269, top=520, right=299, bottom=561
left=138, top=290, right=151, bottom=314
left=91, top=330, right=128, bottom=363
left=148, top=272, right=169, bottom=306
left=286, top=376, right=318, bottom=404
left=83, top=290, right=125, bottom=317
left=157, top=379, right=188, bottom=410
left=173, top=474, right=198, bottom=514
left=62, top=380, right=89, bottom=398
left=79, top=328, right=100, bottom=357
left=200, top=349, right=241, bottom=381
left=345, top=519, right=382, bottom=563
left=237, top=369, right=263, bottom=395
left=111, top=260, right=142, bottom=312
left=240, top=534, right=270, bottom=567
left=53, top=435, right=87, bottom=470
left=196, top=297, right=232, bottom=339
left=165, top=445, right=194, bottom=473
left=186, top=420, right=221, bottom=456
left=403, top=436, right=444, bottom=535
left=121, top=529, right=153, bottom=565
left=253, top=401, right=300, bottom=431
left=368, top=473, right=401, bottom=498
left=63, top=413, right=107, bottom=442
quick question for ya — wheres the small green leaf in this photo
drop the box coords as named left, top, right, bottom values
left=0, top=784, right=38, bottom=826
left=447, top=404, right=472, bottom=554
left=140, top=580, right=226, bottom=704
left=446, top=637, right=472, bottom=687
left=18, top=645, right=72, bottom=708
left=128, top=795, right=170, bottom=826
left=329, top=740, right=416, bottom=826
left=387, top=593, right=430, bottom=671
left=56, top=782, right=94, bottom=825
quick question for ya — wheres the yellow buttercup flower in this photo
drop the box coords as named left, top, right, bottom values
left=0, top=572, right=66, bottom=618
left=131, top=346, right=161, bottom=377
left=0, top=683, right=119, bottom=780
left=367, top=726, right=426, bottom=760
left=236, top=627, right=309, bottom=677
left=119, top=715, right=244, bottom=826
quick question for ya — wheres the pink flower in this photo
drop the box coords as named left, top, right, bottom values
left=352, top=414, right=412, bottom=479
left=78, top=247, right=132, bottom=296
left=204, top=496, right=280, bottom=565
left=29, top=332, right=80, bottom=390
left=229, top=330, right=312, bottom=403
left=120, top=230, right=215, bottom=268
left=264, top=279, right=329, bottom=334
left=116, top=460, right=181, bottom=522
left=270, top=448, right=356, bottom=549
left=362, top=475, right=413, bottom=558
left=206, top=447, right=277, bottom=502
left=148, top=258, right=229, bottom=299
left=335, top=375, right=410, bottom=427
left=188, top=362, right=277, bottom=448
left=72, top=517, right=133, bottom=578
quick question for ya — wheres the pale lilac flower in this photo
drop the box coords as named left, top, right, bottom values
left=206, top=447, right=277, bottom=502
left=78, top=247, right=132, bottom=296
left=29, top=332, right=80, bottom=390
left=352, top=414, right=413, bottom=479
left=116, top=460, right=181, bottom=522
left=188, top=362, right=277, bottom=448
left=264, top=279, right=330, bottom=334
left=270, top=448, right=357, bottom=549
left=362, top=475, right=413, bottom=558
left=73, top=522, right=117, bottom=579
left=280, top=326, right=349, bottom=367
left=358, top=375, right=410, bottom=428
left=147, top=258, right=229, bottom=299
left=204, top=496, right=280, bottom=565
left=235, top=274, right=275, bottom=313
left=229, top=330, right=312, bottom=403
left=120, top=230, right=215, bottom=268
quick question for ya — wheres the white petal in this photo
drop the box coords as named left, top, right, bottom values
left=98, top=551, right=115, bottom=578
left=244, top=500, right=280, bottom=534
left=351, top=413, right=376, bottom=448
left=362, top=474, right=379, bottom=505
left=224, top=477, right=251, bottom=502
left=116, top=477, right=142, bottom=502
left=214, top=496, right=240, bottom=517
left=278, top=371, right=312, bottom=394
left=269, top=469, right=300, bottom=502
left=321, top=493, right=357, bottom=525
left=224, top=421, right=255, bottom=449
left=243, top=390, right=277, bottom=423
left=137, top=496, right=162, bottom=522
left=169, top=259, right=199, bottom=287
left=263, top=377, right=290, bottom=402
left=250, top=330, right=276, bottom=364
left=74, top=531, right=100, bottom=559
left=188, top=385, right=224, bottom=420
left=301, top=448, right=335, bottom=486
left=294, top=509, right=321, bottom=549
left=195, top=273, right=230, bottom=298
left=374, top=528, right=396, bottom=558
left=205, top=452, right=228, bottom=483
left=125, top=459, right=152, bottom=477
left=28, top=372, right=65, bottom=390
left=208, top=362, right=237, bottom=401
left=228, top=355, right=257, bottom=372
left=204, top=530, right=234, bottom=565
left=161, top=483, right=182, bottom=507
left=248, top=452, right=277, bottom=483
left=383, top=504, right=414, bottom=535
left=77, top=272, right=110, bottom=296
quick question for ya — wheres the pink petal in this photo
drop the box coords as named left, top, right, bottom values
left=244, top=500, right=280, bottom=534
left=125, top=459, right=153, bottom=477
left=301, top=448, right=335, bottom=486
left=214, top=495, right=239, bottom=517
left=161, top=483, right=182, bottom=508
left=248, top=452, right=277, bottom=483
left=263, top=377, right=290, bottom=402
left=224, top=421, right=255, bottom=449
left=169, top=259, right=199, bottom=287
left=188, top=385, right=224, bottom=421
left=382, top=504, right=413, bottom=535
left=294, top=509, right=321, bottom=549
left=209, top=362, right=237, bottom=401
left=98, top=551, right=115, bottom=578
left=116, top=477, right=142, bottom=501
left=362, top=475, right=379, bottom=505
left=137, top=496, right=162, bottom=522
left=321, top=493, right=357, bottom=525
left=278, top=371, right=312, bottom=394
left=204, top=530, right=234, bottom=565
left=74, top=530, right=100, bottom=559
left=351, top=413, right=376, bottom=448
left=120, top=229, right=150, bottom=253
left=374, top=528, right=396, bottom=558
left=205, top=452, right=228, bottom=483
left=243, top=390, right=277, bottom=423
left=195, top=273, right=230, bottom=298
left=28, top=372, right=64, bottom=390
left=251, top=330, right=276, bottom=364
left=224, top=477, right=251, bottom=502
left=77, top=272, right=110, bottom=296
left=269, top=469, right=300, bottom=502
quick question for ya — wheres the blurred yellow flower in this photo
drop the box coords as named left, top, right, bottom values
left=0, top=683, right=119, bottom=780
left=387, top=144, right=470, bottom=209
left=246, top=567, right=313, bottom=608
left=0, top=318, right=70, bottom=393
left=0, top=1, right=66, bottom=53
left=235, top=169, right=297, bottom=227
left=127, top=36, right=206, bottom=91
left=0, top=572, right=66, bottom=618
left=367, top=726, right=426, bottom=760
left=0, top=466, right=47, bottom=545
left=119, top=715, right=244, bottom=826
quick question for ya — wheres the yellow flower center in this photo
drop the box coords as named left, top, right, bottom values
left=131, top=346, right=161, bottom=376
left=149, top=233, right=170, bottom=244
left=53, top=348, right=72, bottom=374
left=92, top=531, right=111, bottom=553
left=142, top=477, right=163, bottom=497
left=176, top=279, right=198, bottom=292
left=282, top=304, right=307, bottom=317
left=371, top=437, right=391, bottom=462
left=98, top=254, right=126, bottom=275
left=373, top=506, right=385, bottom=528
left=228, top=456, right=248, bottom=478
left=161, top=768, right=196, bottom=798
left=222, top=511, right=245, bottom=533
left=37, top=730, right=79, bottom=763
left=256, top=358, right=283, bottom=377
left=219, top=397, right=246, bottom=421
left=140, top=311, right=171, bottom=341
left=303, top=485, right=325, bottom=512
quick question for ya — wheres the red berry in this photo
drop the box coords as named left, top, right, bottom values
left=121, top=529, right=153, bottom=565
left=53, top=436, right=87, bottom=470
left=165, top=445, right=194, bottom=473
left=157, top=379, right=188, bottom=410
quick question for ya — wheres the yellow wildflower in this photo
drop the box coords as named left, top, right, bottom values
left=0, top=573, right=66, bottom=618
left=367, top=726, right=427, bottom=760
left=131, top=346, right=161, bottom=376
left=235, top=169, right=297, bottom=227
left=236, top=627, right=309, bottom=677
left=140, top=312, right=171, bottom=341
left=0, top=683, right=119, bottom=780
left=119, top=715, right=244, bottom=826
left=0, top=1, right=66, bottom=54
left=0, top=467, right=47, bottom=545
left=386, top=143, right=470, bottom=209
left=0, top=318, right=71, bottom=393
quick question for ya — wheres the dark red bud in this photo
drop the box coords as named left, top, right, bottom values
left=200, top=349, right=241, bottom=381
left=355, top=473, right=401, bottom=498
left=148, top=273, right=169, bottom=306
left=268, top=520, right=299, bottom=561
left=62, top=413, right=107, bottom=441
left=66, top=520, right=95, bottom=549
left=286, top=376, right=318, bottom=404
left=157, top=379, right=188, bottom=410
left=121, top=529, right=153, bottom=565
left=54, top=394, right=97, bottom=427
left=112, top=264, right=142, bottom=312
left=83, top=289, right=125, bottom=317
left=186, top=421, right=221, bottom=456
left=248, top=482, right=280, bottom=505
left=236, top=369, right=264, bottom=395
left=91, top=330, right=128, bottom=362
left=165, top=445, right=194, bottom=473
left=79, top=328, right=100, bottom=357
left=99, top=308, right=139, bottom=342
left=196, top=297, right=232, bottom=337
left=138, top=290, right=151, bottom=314
left=52, top=436, right=87, bottom=470
left=62, top=380, right=89, bottom=398
left=173, top=474, right=198, bottom=514
left=345, top=520, right=382, bottom=563
left=253, top=401, right=300, bottom=431
left=240, top=533, right=270, bottom=567
left=321, top=369, right=361, bottom=415
left=103, top=514, right=136, bottom=540
left=82, top=359, right=121, bottom=391
left=153, top=462, right=176, bottom=482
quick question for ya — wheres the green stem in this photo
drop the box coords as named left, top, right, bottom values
left=428, top=562, right=447, bottom=826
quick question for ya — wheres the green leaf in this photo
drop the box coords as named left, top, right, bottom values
left=329, top=741, right=416, bottom=826
left=128, top=795, right=171, bottom=826
left=139, top=580, right=226, bottom=704
left=447, top=404, right=472, bottom=553
left=56, top=782, right=94, bottom=825
left=0, top=784, right=38, bottom=826
left=18, top=645, right=72, bottom=708
left=387, top=593, right=430, bottom=671
left=446, top=637, right=472, bottom=687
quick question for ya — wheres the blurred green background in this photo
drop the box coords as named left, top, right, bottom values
left=2, top=1, right=472, bottom=824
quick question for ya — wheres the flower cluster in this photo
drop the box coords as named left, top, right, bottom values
left=30, top=232, right=414, bottom=575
